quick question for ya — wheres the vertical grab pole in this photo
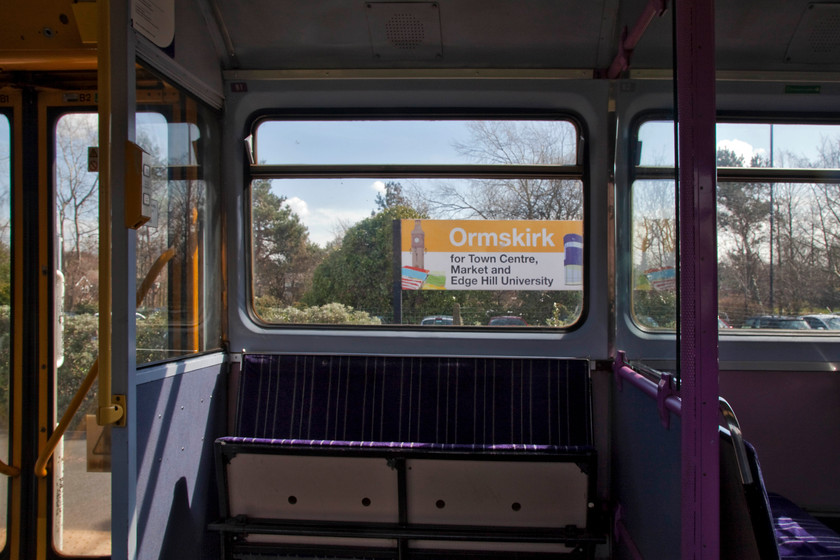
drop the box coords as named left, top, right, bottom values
left=98, top=0, right=137, bottom=558
left=96, top=0, right=110, bottom=424
left=96, top=0, right=124, bottom=427
left=675, top=0, right=719, bottom=558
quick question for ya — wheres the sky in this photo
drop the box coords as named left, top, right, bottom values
left=258, top=118, right=840, bottom=247
left=257, top=120, right=480, bottom=245
left=256, top=119, right=578, bottom=246
left=639, top=121, right=840, bottom=167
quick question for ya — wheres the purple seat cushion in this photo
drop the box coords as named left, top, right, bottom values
left=770, top=493, right=840, bottom=560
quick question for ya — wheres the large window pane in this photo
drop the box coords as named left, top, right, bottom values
left=256, top=120, right=579, bottom=166
left=251, top=119, right=585, bottom=328
left=632, top=119, right=840, bottom=331
left=631, top=179, right=676, bottom=330
left=134, top=90, right=223, bottom=363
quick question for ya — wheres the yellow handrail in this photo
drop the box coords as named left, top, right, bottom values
left=34, top=360, right=99, bottom=478
left=0, top=460, right=20, bottom=477
left=35, top=248, right=176, bottom=478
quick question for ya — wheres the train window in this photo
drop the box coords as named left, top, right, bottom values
left=0, top=112, right=9, bottom=551
left=632, top=119, right=840, bottom=331
left=250, top=118, right=585, bottom=327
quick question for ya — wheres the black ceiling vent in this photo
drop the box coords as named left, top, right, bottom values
left=366, top=2, right=443, bottom=60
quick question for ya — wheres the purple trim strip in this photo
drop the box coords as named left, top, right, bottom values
left=217, top=436, right=592, bottom=453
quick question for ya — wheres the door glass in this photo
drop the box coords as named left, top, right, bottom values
left=0, top=112, right=11, bottom=551
left=53, top=111, right=110, bottom=556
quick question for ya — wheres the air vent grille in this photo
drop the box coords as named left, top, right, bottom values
left=366, top=2, right=442, bottom=60
left=385, top=13, right=426, bottom=49
left=808, top=14, right=840, bottom=53
left=786, top=4, right=840, bottom=64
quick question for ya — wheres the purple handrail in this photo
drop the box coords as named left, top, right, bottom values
left=605, top=0, right=668, bottom=79
left=613, top=351, right=682, bottom=423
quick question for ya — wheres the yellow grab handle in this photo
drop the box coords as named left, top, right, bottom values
left=35, top=248, right=176, bottom=477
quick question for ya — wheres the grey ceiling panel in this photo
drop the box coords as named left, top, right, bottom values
left=208, top=0, right=840, bottom=74
left=212, top=0, right=611, bottom=70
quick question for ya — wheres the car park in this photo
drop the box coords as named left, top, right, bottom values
left=488, top=316, right=528, bottom=326
left=420, top=315, right=453, bottom=326
left=742, top=315, right=811, bottom=330
left=802, top=314, right=840, bottom=330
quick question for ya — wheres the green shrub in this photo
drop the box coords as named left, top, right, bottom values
left=255, top=302, right=382, bottom=325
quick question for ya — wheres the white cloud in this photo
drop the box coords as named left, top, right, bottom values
left=717, top=139, right=766, bottom=166
left=371, top=180, right=386, bottom=194
left=303, top=207, right=374, bottom=247
left=283, top=196, right=310, bottom=217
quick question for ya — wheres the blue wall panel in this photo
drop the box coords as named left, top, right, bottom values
left=135, top=361, right=227, bottom=560
left=612, top=378, right=681, bottom=560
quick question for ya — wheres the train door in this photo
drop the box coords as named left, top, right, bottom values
left=0, top=68, right=224, bottom=558
left=0, top=83, right=66, bottom=560
left=0, top=87, right=19, bottom=558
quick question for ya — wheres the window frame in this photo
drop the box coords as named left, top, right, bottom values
left=246, top=110, right=591, bottom=331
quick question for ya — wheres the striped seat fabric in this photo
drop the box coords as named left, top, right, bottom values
left=770, top=493, right=840, bottom=559
left=729, top=440, right=840, bottom=560
left=233, top=354, right=593, bottom=448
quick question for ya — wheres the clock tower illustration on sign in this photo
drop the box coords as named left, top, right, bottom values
left=411, top=220, right=425, bottom=269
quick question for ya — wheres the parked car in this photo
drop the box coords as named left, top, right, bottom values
left=488, top=316, right=527, bottom=326
left=420, top=315, right=453, bottom=325
left=718, top=317, right=733, bottom=329
left=742, top=315, right=811, bottom=330
left=801, top=314, right=840, bottom=330
left=636, top=315, right=660, bottom=328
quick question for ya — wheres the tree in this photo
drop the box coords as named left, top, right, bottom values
left=55, top=114, right=101, bottom=312
left=134, top=129, right=171, bottom=311
left=419, top=121, right=582, bottom=221
left=251, top=180, right=323, bottom=304
left=810, top=136, right=840, bottom=310
left=56, top=114, right=99, bottom=262
left=304, top=205, right=418, bottom=316
left=303, top=205, right=466, bottom=323
left=375, top=181, right=409, bottom=211
left=716, top=149, right=771, bottom=315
